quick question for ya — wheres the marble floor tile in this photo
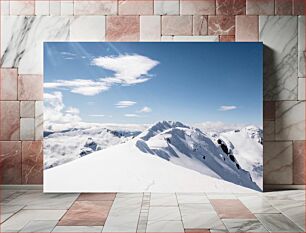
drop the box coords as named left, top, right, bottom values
left=0, top=209, right=66, bottom=232
left=52, top=226, right=103, bottom=232
left=150, top=193, right=178, bottom=206
left=256, top=213, right=303, bottom=232
left=148, top=206, right=181, bottom=221
left=210, top=199, right=256, bottom=219
left=1, top=204, right=25, bottom=223
left=176, top=193, right=209, bottom=204
left=146, top=220, right=184, bottom=232
left=222, top=219, right=268, bottom=232
left=0, top=190, right=17, bottom=201
left=238, top=196, right=279, bottom=213
left=263, top=190, right=305, bottom=201
left=77, top=193, right=116, bottom=201
left=20, top=220, right=58, bottom=232
left=207, top=194, right=236, bottom=200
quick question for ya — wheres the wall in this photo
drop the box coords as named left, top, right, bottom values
left=0, top=0, right=305, bottom=186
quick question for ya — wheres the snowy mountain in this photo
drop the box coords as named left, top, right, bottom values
left=44, top=126, right=141, bottom=169
left=44, top=121, right=262, bottom=192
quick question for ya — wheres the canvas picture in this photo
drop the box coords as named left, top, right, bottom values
left=43, top=42, right=263, bottom=192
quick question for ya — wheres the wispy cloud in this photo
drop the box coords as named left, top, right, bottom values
left=124, top=114, right=140, bottom=118
left=115, top=101, right=136, bottom=108
left=44, top=54, right=159, bottom=96
left=218, top=105, right=237, bottom=111
left=60, top=51, right=77, bottom=60
left=88, top=114, right=105, bottom=117
left=138, top=106, right=152, bottom=113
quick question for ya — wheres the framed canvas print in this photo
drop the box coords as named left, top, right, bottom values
left=43, top=42, right=263, bottom=193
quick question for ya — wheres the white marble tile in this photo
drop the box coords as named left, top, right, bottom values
left=1, top=0, right=10, bottom=15
left=206, top=194, right=236, bottom=199
left=1, top=204, right=25, bottom=223
left=74, top=1, right=117, bottom=15
left=173, top=36, right=219, bottom=41
left=238, top=196, right=279, bottom=214
left=52, top=226, right=103, bottom=232
left=176, top=193, right=209, bottom=204
left=148, top=206, right=181, bottom=221
left=298, top=16, right=305, bottom=78
left=1, top=16, right=70, bottom=74
left=263, top=141, right=293, bottom=184
left=140, top=16, right=161, bottom=41
left=161, top=35, right=174, bottom=41
left=35, top=1, right=50, bottom=15
left=61, top=1, right=74, bottom=16
left=150, top=193, right=178, bottom=206
left=35, top=101, right=43, bottom=140
left=20, top=118, right=35, bottom=140
left=154, top=0, right=179, bottom=15
left=298, top=78, right=305, bottom=100
left=223, top=219, right=268, bottom=232
left=20, top=101, right=35, bottom=118
left=275, top=101, right=305, bottom=140
left=70, top=16, right=105, bottom=41
left=20, top=220, right=58, bottom=232
left=49, top=1, right=61, bottom=16
left=260, top=16, right=298, bottom=100
left=1, top=210, right=66, bottom=232
left=256, top=213, right=303, bottom=232
left=263, top=190, right=305, bottom=201
left=146, top=220, right=184, bottom=232
left=263, top=120, right=275, bottom=141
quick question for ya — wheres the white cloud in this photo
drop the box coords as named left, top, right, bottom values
left=44, top=54, right=159, bottom=96
left=115, top=101, right=136, bottom=108
left=218, top=105, right=237, bottom=111
left=88, top=114, right=105, bottom=117
left=44, top=91, right=81, bottom=126
left=124, top=114, right=140, bottom=118
left=138, top=106, right=152, bottom=113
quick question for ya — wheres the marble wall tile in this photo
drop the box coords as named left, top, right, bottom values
left=140, top=16, right=161, bottom=41
left=35, top=1, right=50, bottom=16
left=49, top=1, right=61, bottom=16
left=298, top=16, right=305, bottom=78
left=119, top=0, right=153, bottom=15
left=74, top=1, right=117, bottom=15
left=260, top=16, right=298, bottom=100
left=264, top=101, right=275, bottom=120
left=298, top=78, right=305, bottom=100
left=264, top=141, right=293, bottom=184
left=293, top=140, right=305, bottom=184
left=293, top=0, right=305, bottom=15
left=10, top=0, right=35, bottom=15
left=1, top=16, right=70, bottom=74
left=20, top=118, right=35, bottom=140
left=22, top=141, right=43, bottom=184
left=275, top=0, right=293, bottom=15
left=193, top=16, right=208, bottom=36
left=61, top=1, right=74, bottom=16
left=208, top=16, right=235, bottom=35
left=35, top=101, right=43, bottom=140
left=70, top=16, right=106, bottom=41
left=0, top=101, right=20, bottom=140
left=162, top=16, right=192, bottom=36
left=154, top=0, right=179, bottom=15
left=263, top=121, right=275, bottom=141
left=106, top=16, right=139, bottom=41
left=20, top=101, right=35, bottom=118
left=246, top=0, right=274, bottom=15
left=172, top=36, right=219, bottom=41
left=219, top=35, right=235, bottom=42
left=0, top=141, right=22, bottom=184
left=18, top=75, right=43, bottom=100
left=0, top=68, right=17, bottom=100
left=180, top=0, right=215, bottom=15
left=216, top=0, right=246, bottom=15
left=235, top=15, right=258, bottom=41
left=1, top=0, right=10, bottom=15
left=275, top=101, right=305, bottom=140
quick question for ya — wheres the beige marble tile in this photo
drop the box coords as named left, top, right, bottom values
left=298, top=16, right=305, bottom=78
left=275, top=101, right=305, bottom=140
left=20, top=101, right=35, bottom=118
left=154, top=0, right=179, bottom=15
left=140, top=16, right=161, bottom=41
left=0, top=68, right=18, bottom=100
left=263, top=121, right=275, bottom=141
left=20, top=118, right=35, bottom=140
left=74, top=1, right=117, bottom=15
left=35, top=1, right=50, bottom=15
left=35, top=101, right=44, bottom=140
left=0, top=101, right=20, bottom=140
left=180, top=0, right=215, bottom=15
left=10, top=0, right=34, bottom=15
left=264, top=141, right=293, bottom=184
left=162, top=16, right=192, bottom=36
left=298, top=78, right=305, bottom=100
left=119, top=0, right=153, bottom=15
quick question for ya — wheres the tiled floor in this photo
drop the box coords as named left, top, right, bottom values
left=0, top=188, right=304, bottom=232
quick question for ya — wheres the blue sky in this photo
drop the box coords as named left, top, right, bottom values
left=44, top=42, right=263, bottom=126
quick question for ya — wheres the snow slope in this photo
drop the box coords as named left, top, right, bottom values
left=44, top=121, right=262, bottom=192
